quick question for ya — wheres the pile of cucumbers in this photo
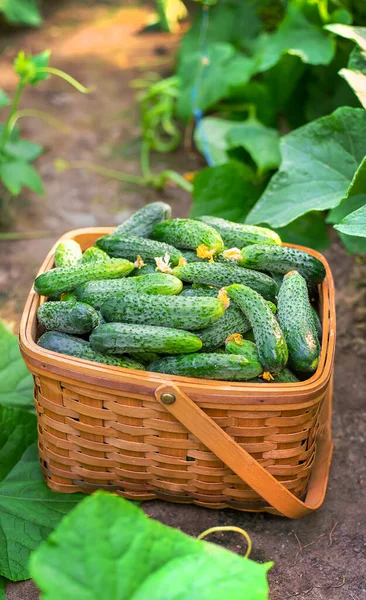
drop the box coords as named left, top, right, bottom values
left=35, top=202, right=325, bottom=382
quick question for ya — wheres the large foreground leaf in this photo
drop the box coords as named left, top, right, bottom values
left=191, top=162, right=261, bottom=222
left=275, top=212, right=331, bottom=251
left=0, top=406, right=37, bottom=481
left=0, top=0, right=42, bottom=26
left=30, top=492, right=272, bottom=600
left=0, top=443, right=83, bottom=581
left=0, top=577, right=5, bottom=600
left=246, top=107, right=366, bottom=227
left=0, top=321, right=34, bottom=410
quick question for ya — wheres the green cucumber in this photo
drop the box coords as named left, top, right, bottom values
left=38, top=331, right=145, bottom=370
left=172, top=262, right=278, bottom=302
left=226, top=284, right=288, bottom=373
left=34, top=258, right=134, bottom=297
left=148, top=353, right=263, bottom=381
left=249, top=368, right=299, bottom=383
left=101, top=294, right=225, bottom=330
left=54, top=240, right=82, bottom=268
left=180, top=284, right=218, bottom=298
left=181, top=250, right=207, bottom=263
left=197, top=216, right=282, bottom=247
left=96, top=235, right=182, bottom=265
left=75, top=273, right=183, bottom=308
left=82, top=247, right=109, bottom=263
left=225, top=338, right=263, bottom=374
left=132, top=263, right=157, bottom=276
left=277, top=271, right=320, bottom=373
left=270, top=272, right=284, bottom=289
left=115, top=201, right=171, bottom=237
left=152, top=219, right=224, bottom=255
left=90, top=323, right=202, bottom=355
left=194, top=306, right=251, bottom=352
left=239, top=245, right=326, bottom=284
left=60, top=291, right=76, bottom=302
left=37, top=301, right=99, bottom=335
left=311, top=305, right=322, bottom=340
left=128, top=351, right=161, bottom=365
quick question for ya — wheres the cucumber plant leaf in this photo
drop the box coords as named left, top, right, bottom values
left=0, top=124, right=43, bottom=162
left=334, top=203, right=366, bottom=237
left=194, top=117, right=281, bottom=173
left=0, top=160, right=44, bottom=195
left=246, top=107, right=366, bottom=227
left=253, top=5, right=335, bottom=73
left=0, top=406, right=37, bottom=481
left=177, top=44, right=255, bottom=121
left=0, top=0, right=42, bottom=26
left=30, top=491, right=272, bottom=600
left=274, top=211, right=331, bottom=251
left=325, top=24, right=366, bottom=50
left=0, top=443, right=83, bottom=581
left=191, top=161, right=261, bottom=222
left=0, top=577, right=5, bottom=600
left=0, top=321, right=34, bottom=410
left=0, top=91, right=10, bottom=109
left=327, top=156, right=366, bottom=252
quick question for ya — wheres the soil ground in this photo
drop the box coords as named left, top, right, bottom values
left=0, top=2, right=365, bottom=599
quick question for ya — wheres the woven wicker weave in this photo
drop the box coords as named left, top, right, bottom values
left=20, top=228, right=336, bottom=518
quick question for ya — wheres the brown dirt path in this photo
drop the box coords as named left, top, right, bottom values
left=0, top=2, right=365, bottom=599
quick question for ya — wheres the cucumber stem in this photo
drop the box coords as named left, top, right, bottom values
left=0, top=82, right=25, bottom=150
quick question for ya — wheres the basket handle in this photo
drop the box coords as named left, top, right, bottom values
left=155, top=383, right=333, bottom=519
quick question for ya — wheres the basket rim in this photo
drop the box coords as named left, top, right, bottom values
left=19, top=227, right=336, bottom=400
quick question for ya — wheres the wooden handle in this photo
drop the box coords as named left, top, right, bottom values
left=155, top=383, right=333, bottom=519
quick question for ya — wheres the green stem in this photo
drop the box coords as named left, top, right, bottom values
left=140, top=141, right=152, bottom=180
left=0, top=82, right=25, bottom=150
left=55, top=160, right=146, bottom=185
left=36, top=67, right=92, bottom=94
left=7, top=109, right=72, bottom=136
left=154, top=170, right=193, bottom=192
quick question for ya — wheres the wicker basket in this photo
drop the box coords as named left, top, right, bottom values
left=19, top=228, right=336, bottom=518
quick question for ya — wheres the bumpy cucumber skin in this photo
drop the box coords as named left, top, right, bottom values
left=37, top=301, right=99, bottom=334
left=54, top=240, right=82, bottom=268
left=114, top=201, right=171, bottom=237
left=152, top=219, right=224, bottom=254
left=225, top=338, right=261, bottom=361
left=311, top=305, right=322, bottom=340
left=128, top=351, right=161, bottom=365
left=180, top=285, right=218, bottom=298
left=132, top=263, right=157, bottom=276
left=101, top=294, right=225, bottom=331
left=82, top=247, right=109, bottom=263
left=148, top=353, right=263, bottom=381
left=277, top=271, right=320, bottom=373
left=172, top=262, right=278, bottom=302
left=240, top=244, right=326, bottom=284
left=60, top=291, right=76, bottom=302
left=38, top=331, right=145, bottom=370
left=34, top=258, right=134, bottom=297
left=96, top=235, right=182, bottom=265
left=197, top=216, right=282, bottom=247
left=194, top=306, right=251, bottom=352
left=181, top=250, right=207, bottom=263
left=74, top=273, right=183, bottom=308
left=226, top=284, right=288, bottom=373
left=90, top=323, right=202, bottom=355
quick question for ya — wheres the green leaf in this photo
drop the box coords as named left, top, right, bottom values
left=339, top=47, right=366, bottom=109
left=246, top=107, right=366, bottom=227
left=0, top=91, right=10, bottom=109
left=180, top=1, right=261, bottom=56
left=0, top=443, right=83, bottom=581
left=275, top=212, right=331, bottom=251
left=0, top=321, right=34, bottom=410
left=177, top=44, right=255, bottom=121
left=191, top=161, right=262, bottom=223
left=226, top=118, right=281, bottom=173
left=0, top=160, right=44, bottom=195
left=0, top=406, right=37, bottom=481
left=327, top=156, right=366, bottom=253
left=30, top=491, right=272, bottom=600
left=325, top=24, right=366, bottom=50
left=0, top=577, right=5, bottom=600
left=14, top=50, right=50, bottom=86
left=253, top=5, right=335, bottom=73
left=0, top=124, right=43, bottom=162
left=334, top=203, right=366, bottom=237
left=0, top=0, right=42, bottom=26
left=194, top=117, right=232, bottom=165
